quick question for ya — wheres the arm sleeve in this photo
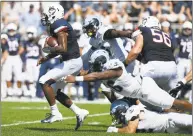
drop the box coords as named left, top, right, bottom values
left=103, top=29, right=132, bottom=40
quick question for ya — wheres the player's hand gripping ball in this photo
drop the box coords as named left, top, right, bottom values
left=42, top=36, right=58, bottom=53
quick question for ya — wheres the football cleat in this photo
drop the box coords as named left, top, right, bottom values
left=74, top=109, right=89, bottom=131
left=41, top=112, right=63, bottom=123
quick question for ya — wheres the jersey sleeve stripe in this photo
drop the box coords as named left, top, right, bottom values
left=54, top=26, right=68, bottom=33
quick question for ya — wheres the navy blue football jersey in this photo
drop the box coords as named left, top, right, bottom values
left=177, top=35, right=192, bottom=59
left=138, top=27, right=175, bottom=63
left=49, top=18, right=80, bottom=61
left=23, top=40, right=41, bottom=59
left=7, top=34, right=21, bottom=56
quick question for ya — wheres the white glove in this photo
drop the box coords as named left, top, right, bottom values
left=107, top=126, right=118, bottom=133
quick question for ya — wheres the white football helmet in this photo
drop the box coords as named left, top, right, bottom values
left=41, top=4, right=64, bottom=26
left=26, top=26, right=37, bottom=39
left=182, top=21, right=192, bottom=36
left=141, top=16, right=161, bottom=29
left=1, top=34, right=8, bottom=40
left=89, top=49, right=110, bottom=72
left=6, top=23, right=17, bottom=36
left=82, top=15, right=102, bottom=37
left=182, top=21, right=192, bottom=29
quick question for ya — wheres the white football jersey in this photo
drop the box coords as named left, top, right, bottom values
left=89, top=25, right=128, bottom=62
left=102, top=59, right=142, bottom=98
left=125, top=105, right=168, bottom=133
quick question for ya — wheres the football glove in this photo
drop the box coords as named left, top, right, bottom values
left=169, top=81, right=185, bottom=98
left=107, top=126, right=118, bottom=133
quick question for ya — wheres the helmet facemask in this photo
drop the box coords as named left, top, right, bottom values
left=8, top=29, right=16, bottom=36
left=27, top=32, right=35, bottom=41
left=110, top=106, right=128, bottom=125
left=83, top=18, right=100, bottom=37
left=41, top=13, right=50, bottom=26
left=89, top=56, right=107, bottom=72
left=182, top=28, right=192, bottom=36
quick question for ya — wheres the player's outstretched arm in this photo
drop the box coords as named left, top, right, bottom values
left=125, top=34, right=143, bottom=65
left=103, top=29, right=132, bottom=40
left=65, top=68, right=122, bottom=83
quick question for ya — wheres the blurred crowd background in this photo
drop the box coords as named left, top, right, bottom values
left=1, top=1, right=192, bottom=101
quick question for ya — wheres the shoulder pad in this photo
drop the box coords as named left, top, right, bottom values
left=98, top=25, right=113, bottom=40
left=125, top=105, right=140, bottom=121
left=104, top=59, right=124, bottom=70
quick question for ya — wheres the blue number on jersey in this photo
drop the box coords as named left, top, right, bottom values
left=23, top=41, right=41, bottom=59
left=7, top=34, right=21, bottom=55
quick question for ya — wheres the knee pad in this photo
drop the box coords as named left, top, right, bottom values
left=45, top=79, right=56, bottom=86
left=39, top=75, right=55, bottom=85
left=39, top=75, right=48, bottom=84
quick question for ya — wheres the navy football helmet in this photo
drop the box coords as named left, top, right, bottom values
left=110, top=99, right=131, bottom=125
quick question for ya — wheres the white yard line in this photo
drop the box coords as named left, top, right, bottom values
left=2, top=97, right=110, bottom=104
left=11, top=106, right=50, bottom=110
left=2, top=113, right=109, bottom=127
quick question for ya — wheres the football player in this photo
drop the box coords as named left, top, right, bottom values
left=176, top=21, right=192, bottom=81
left=126, top=16, right=178, bottom=91
left=23, top=26, right=42, bottom=97
left=1, top=34, right=9, bottom=98
left=107, top=99, right=192, bottom=134
left=81, top=15, right=128, bottom=65
left=3, top=23, right=24, bottom=96
left=103, top=16, right=178, bottom=91
left=174, top=21, right=192, bottom=99
left=37, top=4, right=88, bottom=130
left=81, top=16, right=133, bottom=101
left=65, top=49, right=192, bottom=112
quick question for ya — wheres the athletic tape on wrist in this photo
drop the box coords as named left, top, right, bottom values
left=75, top=76, right=84, bottom=81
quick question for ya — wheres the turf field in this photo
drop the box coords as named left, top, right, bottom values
left=1, top=102, right=191, bottom=136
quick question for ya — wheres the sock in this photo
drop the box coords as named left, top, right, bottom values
left=69, top=103, right=81, bottom=115
left=50, top=104, right=60, bottom=115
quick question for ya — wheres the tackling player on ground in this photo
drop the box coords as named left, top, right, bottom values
left=107, top=99, right=192, bottom=134
left=65, top=49, right=192, bottom=113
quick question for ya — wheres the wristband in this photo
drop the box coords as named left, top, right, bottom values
left=75, top=76, right=84, bottom=81
left=181, top=78, right=187, bottom=85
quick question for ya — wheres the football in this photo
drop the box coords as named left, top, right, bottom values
left=46, top=36, right=58, bottom=47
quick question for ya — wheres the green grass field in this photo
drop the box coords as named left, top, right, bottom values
left=1, top=102, right=191, bottom=136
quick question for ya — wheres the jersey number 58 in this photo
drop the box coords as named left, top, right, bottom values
left=151, top=29, right=171, bottom=47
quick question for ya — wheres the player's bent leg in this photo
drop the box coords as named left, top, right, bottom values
left=55, top=88, right=89, bottom=131
left=141, top=77, right=192, bottom=112
left=172, top=99, right=192, bottom=113
left=39, top=73, right=63, bottom=123
left=141, top=77, right=175, bottom=109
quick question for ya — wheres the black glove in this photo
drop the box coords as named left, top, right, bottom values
left=169, top=81, right=185, bottom=98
